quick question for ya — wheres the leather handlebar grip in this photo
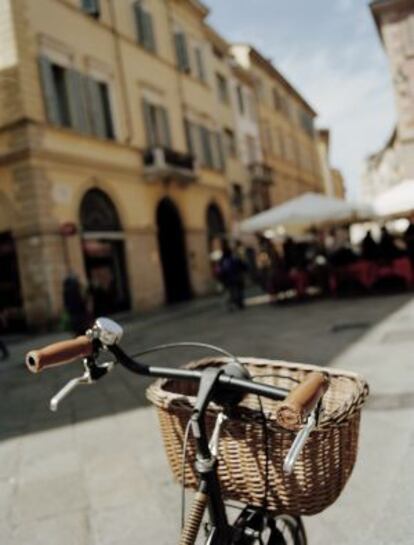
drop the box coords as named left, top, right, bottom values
left=25, top=336, right=93, bottom=373
left=275, top=372, right=330, bottom=430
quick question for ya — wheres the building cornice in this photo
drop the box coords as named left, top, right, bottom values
left=234, top=43, right=317, bottom=116
left=370, top=0, right=413, bottom=41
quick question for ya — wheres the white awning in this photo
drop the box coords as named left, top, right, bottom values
left=373, top=180, right=414, bottom=217
left=239, top=192, right=361, bottom=233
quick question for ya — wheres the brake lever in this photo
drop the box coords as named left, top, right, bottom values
left=49, top=359, right=114, bottom=412
left=283, top=410, right=316, bottom=475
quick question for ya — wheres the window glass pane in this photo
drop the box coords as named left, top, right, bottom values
left=216, top=73, right=229, bottom=103
left=236, top=85, right=244, bottom=114
left=81, top=0, right=100, bottom=17
left=174, top=32, right=190, bottom=72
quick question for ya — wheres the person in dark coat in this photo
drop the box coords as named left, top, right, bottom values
left=361, top=231, right=379, bottom=261
left=218, top=242, right=247, bottom=310
left=378, top=226, right=400, bottom=262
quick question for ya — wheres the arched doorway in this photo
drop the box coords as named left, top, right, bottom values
left=206, top=202, right=226, bottom=251
left=80, top=189, right=130, bottom=315
left=156, top=198, right=191, bottom=303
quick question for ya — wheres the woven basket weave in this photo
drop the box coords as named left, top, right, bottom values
left=146, top=357, right=369, bottom=516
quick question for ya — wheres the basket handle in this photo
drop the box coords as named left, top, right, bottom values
left=275, top=372, right=329, bottom=430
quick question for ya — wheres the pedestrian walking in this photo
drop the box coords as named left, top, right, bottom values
left=217, top=242, right=247, bottom=310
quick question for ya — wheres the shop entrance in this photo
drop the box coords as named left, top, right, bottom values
left=156, top=198, right=191, bottom=303
left=80, top=189, right=130, bottom=315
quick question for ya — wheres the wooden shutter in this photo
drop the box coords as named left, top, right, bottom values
left=200, top=126, right=213, bottom=168
left=142, top=99, right=156, bottom=146
left=158, top=107, right=171, bottom=148
left=216, top=132, right=225, bottom=170
left=134, top=2, right=156, bottom=52
left=194, top=47, right=205, bottom=81
left=65, top=69, right=91, bottom=134
left=184, top=119, right=193, bottom=155
left=87, top=77, right=106, bottom=138
left=174, top=32, right=190, bottom=72
left=143, top=11, right=156, bottom=52
left=38, top=56, right=61, bottom=125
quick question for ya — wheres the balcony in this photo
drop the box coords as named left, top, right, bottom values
left=248, top=162, right=274, bottom=184
left=143, top=147, right=197, bottom=183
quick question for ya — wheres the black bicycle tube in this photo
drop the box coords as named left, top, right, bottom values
left=109, top=345, right=288, bottom=402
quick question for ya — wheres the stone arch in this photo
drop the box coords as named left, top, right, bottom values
left=156, top=197, right=192, bottom=303
left=80, top=188, right=130, bottom=314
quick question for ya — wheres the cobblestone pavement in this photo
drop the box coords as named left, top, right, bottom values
left=0, top=292, right=412, bottom=544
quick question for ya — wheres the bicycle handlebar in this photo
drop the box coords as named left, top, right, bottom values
left=25, top=335, right=329, bottom=427
left=25, top=336, right=93, bottom=373
left=275, top=372, right=329, bottom=430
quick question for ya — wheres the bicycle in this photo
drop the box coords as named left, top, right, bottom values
left=25, top=317, right=368, bottom=544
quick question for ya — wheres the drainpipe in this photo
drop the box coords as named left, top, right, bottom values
left=108, top=0, right=134, bottom=144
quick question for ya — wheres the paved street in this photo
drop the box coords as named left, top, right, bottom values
left=1, top=292, right=413, bottom=544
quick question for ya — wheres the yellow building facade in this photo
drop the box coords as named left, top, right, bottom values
left=0, top=0, right=241, bottom=329
left=1, top=0, right=335, bottom=330
left=231, top=45, right=325, bottom=208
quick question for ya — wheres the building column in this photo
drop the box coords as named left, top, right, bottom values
left=12, top=161, right=66, bottom=329
left=125, top=227, right=165, bottom=309
left=186, top=227, right=213, bottom=296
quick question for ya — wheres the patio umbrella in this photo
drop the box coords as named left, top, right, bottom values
left=239, top=192, right=358, bottom=233
left=373, top=180, right=414, bottom=217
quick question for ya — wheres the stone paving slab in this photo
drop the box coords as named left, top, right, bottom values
left=1, top=293, right=414, bottom=544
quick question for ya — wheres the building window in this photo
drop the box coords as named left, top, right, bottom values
left=184, top=119, right=224, bottom=171
left=97, top=82, right=115, bottom=139
left=142, top=100, right=171, bottom=148
left=216, top=73, right=229, bottom=104
left=81, top=0, right=100, bottom=18
left=174, top=30, right=190, bottom=73
left=262, top=123, right=273, bottom=155
left=231, top=183, right=244, bottom=213
left=299, top=111, right=314, bottom=136
left=39, top=56, right=116, bottom=139
left=50, top=64, right=71, bottom=128
left=252, top=181, right=271, bottom=213
left=133, top=1, right=156, bottom=52
left=223, top=128, right=237, bottom=158
left=194, top=46, right=206, bottom=82
left=236, top=85, right=245, bottom=114
left=245, top=135, right=257, bottom=164
left=272, top=88, right=281, bottom=111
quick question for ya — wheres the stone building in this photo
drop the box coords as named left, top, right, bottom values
left=0, top=0, right=241, bottom=329
left=316, top=129, right=346, bottom=199
left=231, top=44, right=325, bottom=209
left=367, top=0, right=414, bottom=193
left=0, top=0, right=334, bottom=330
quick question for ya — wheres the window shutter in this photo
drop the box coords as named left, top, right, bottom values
left=143, top=11, right=156, bottom=52
left=194, top=47, right=205, bottom=81
left=134, top=2, right=146, bottom=45
left=81, top=0, right=100, bottom=16
left=86, top=77, right=106, bottom=138
left=158, top=107, right=171, bottom=148
left=216, top=132, right=225, bottom=170
left=184, top=119, right=193, bottom=155
left=65, top=69, right=91, bottom=134
left=142, top=99, right=155, bottom=146
left=38, top=56, right=61, bottom=125
left=174, top=32, right=190, bottom=72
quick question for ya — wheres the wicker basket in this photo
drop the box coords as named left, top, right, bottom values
left=146, top=357, right=369, bottom=516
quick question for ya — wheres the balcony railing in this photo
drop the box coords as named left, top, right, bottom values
left=248, top=162, right=274, bottom=184
left=143, top=147, right=197, bottom=183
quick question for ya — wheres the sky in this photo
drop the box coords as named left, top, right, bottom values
left=206, top=0, right=396, bottom=202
